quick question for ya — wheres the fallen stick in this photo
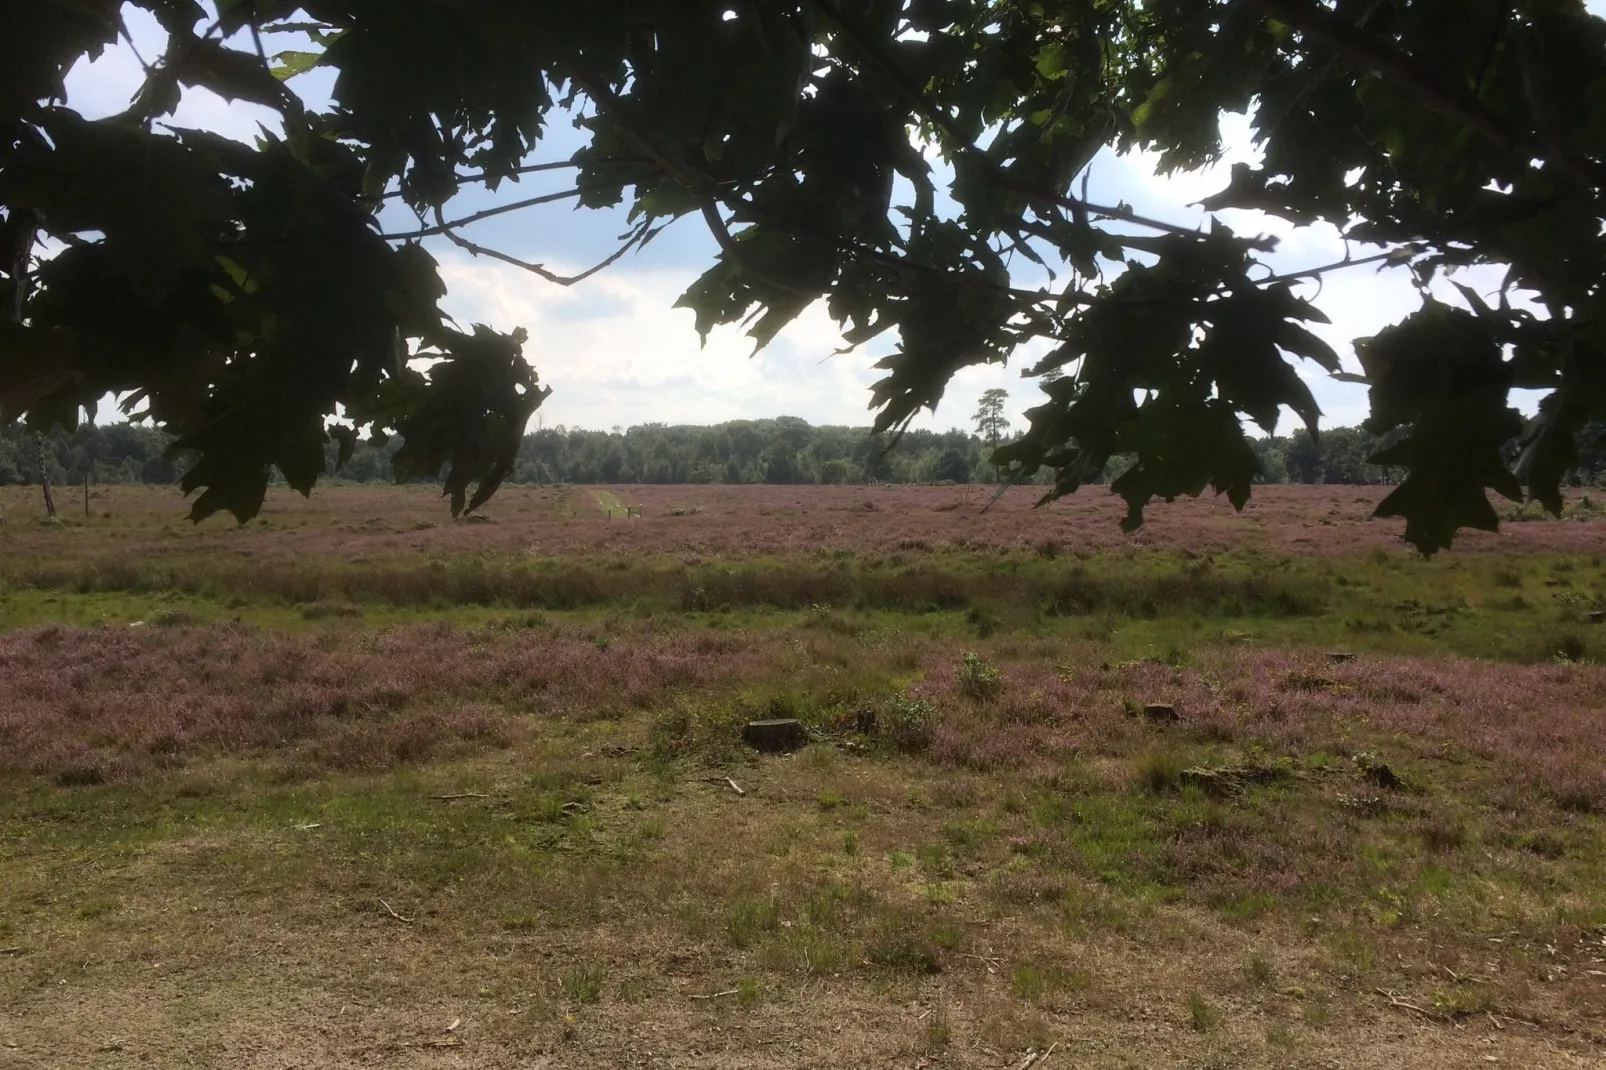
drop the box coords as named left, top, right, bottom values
left=1015, top=1041, right=1058, bottom=1070
left=1374, top=988, right=1438, bottom=1020
left=379, top=899, right=414, bottom=924
left=0, top=947, right=22, bottom=956
left=690, top=989, right=740, bottom=1000
left=430, top=793, right=489, bottom=800
left=1021, top=1041, right=1059, bottom=1066
left=384, top=1039, right=462, bottom=1050
left=724, top=777, right=745, bottom=797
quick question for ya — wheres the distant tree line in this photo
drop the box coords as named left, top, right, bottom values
left=3, top=417, right=1603, bottom=490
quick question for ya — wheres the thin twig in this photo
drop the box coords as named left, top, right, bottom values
left=379, top=160, right=586, bottom=199
left=430, top=793, right=489, bottom=800
left=246, top=1, right=305, bottom=122
left=382, top=189, right=583, bottom=240
left=1373, top=988, right=1440, bottom=1020
left=689, top=989, right=740, bottom=1000
left=428, top=206, right=649, bottom=287
left=1259, top=249, right=1401, bottom=287
left=379, top=899, right=414, bottom=924
left=0, top=947, right=23, bottom=956
left=384, top=1039, right=462, bottom=1050
left=117, top=15, right=156, bottom=75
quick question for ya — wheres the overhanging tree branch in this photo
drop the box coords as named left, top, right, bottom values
left=804, top=0, right=1205, bottom=240
left=1244, top=0, right=1598, bottom=186
left=379, top=160, right=588, bottom=200
left=429, top=207, right=653, bottom=287
left=382, top=189, right=583, bottom=240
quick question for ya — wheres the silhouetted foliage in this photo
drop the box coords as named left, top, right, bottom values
left=5, top=2, right=1605, bottom=550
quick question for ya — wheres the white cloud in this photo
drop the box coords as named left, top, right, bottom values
left=436, top=256, right=1025, bottom=431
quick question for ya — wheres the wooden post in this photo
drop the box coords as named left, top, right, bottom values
left=84, top=464, right=90, bottom=519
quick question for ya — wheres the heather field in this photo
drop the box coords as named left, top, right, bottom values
left=1, top=484, right=1605, bottom=1069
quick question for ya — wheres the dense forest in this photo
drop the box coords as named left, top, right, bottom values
left=3, top=417, right=1603, bottom=491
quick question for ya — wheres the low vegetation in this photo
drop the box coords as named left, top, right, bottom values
left=0, top=483, right=1603, bottom=1067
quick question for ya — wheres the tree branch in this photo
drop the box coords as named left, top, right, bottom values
left=248, top=1, right=305, bottom=124
left=378, top=160, right=585, bottom=200
left=572, top=71, right=826, bottom=298
left=1258, top=248, right=1401, bottom=286
left=381, top=189, right=583, bottom=240
left=428, top=207, right=650, bottom=287
left=803, top=0, right=1205, bottom=239
left=1244, top=0, right=1596, bottom=186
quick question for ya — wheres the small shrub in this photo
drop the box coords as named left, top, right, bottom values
left=1244, top=954, right=1275, bottom=987
left=561, top=964, right=604, bottom=1004
left=151, top=607, right=197, bottom=627
left=868, top=916, right=943, bottom=975
left=1419, top=814, right=1470, bottom=852
left=786, top=928, right=851, bottom=975
left=1491, top=567, right=1523, bottom=588
left=728, top=898, right=781, bottom=949
left=965, top=605, right=1000, bottom=638
left=1136, top=750, right=1187, bottom=794
left=956, top=651, right=1003, bottom=701
left=1150, top=641, right=1191, bottom=667
left=923, top=1005, right=952, bottom=1050
left=881, top=695, right=937, bottom=753
left=1544, top=630, right=1588, bottom=663
left=300, top=601, right=364, bottom=621
left=737, top=977, right=761, bottom=1006
left=1185, top=991, right=1220, bottom=1031
left=55, top=763, right=105, bottom=787
left=1011, top=965, right=1049, bottom=1001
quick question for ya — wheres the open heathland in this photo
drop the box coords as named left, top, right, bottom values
left=1, top=483, right=1604, bottom=1068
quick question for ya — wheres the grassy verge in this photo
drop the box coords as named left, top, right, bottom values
left=2, top=547, right=1603, bottom=663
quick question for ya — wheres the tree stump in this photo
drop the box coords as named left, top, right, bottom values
left=743, top=719, right=807, bottom=753
left=1142, top=703, right=1180, bottom=724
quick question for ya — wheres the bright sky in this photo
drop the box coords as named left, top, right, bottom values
left=60, top=3, right=1605, bottom=434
